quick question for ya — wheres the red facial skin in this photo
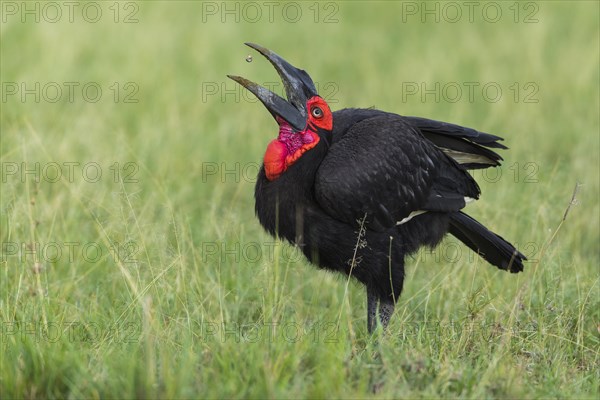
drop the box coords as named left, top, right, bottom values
left=264, top=96, right=332, bottom=181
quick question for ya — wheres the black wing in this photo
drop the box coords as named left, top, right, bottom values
left=315, top=114, right=480, bottom=231
left=404, top=116, right=506, bottom=169
left=329, top=110, right=507, bottom=170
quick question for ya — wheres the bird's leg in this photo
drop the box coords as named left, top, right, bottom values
left=367, top=285, right=379, bottom=333
left=367, top=286, right=396, bottom=332
left=378, top=300, right=395, bottom=330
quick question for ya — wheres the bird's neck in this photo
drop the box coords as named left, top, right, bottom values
left=254, top=140, right=328, bottom=242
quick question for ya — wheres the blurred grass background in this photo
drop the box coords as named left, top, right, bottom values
left=1, top=1, right=598, bottom=398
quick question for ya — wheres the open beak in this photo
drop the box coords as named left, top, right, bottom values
left=227, top=43, right=318, bottom=132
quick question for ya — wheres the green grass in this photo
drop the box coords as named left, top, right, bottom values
left=1, top=1, right=598, bottom=398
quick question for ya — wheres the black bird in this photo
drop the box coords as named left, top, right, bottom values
left=228, top=43, right=526, bottom=332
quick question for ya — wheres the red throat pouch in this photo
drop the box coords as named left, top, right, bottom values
left=263, top=140, right=288, bottom=181
left=263, top=130, right=320, bottom=181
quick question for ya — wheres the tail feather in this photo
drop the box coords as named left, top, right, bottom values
left=449, top=212, right=525, bottom=273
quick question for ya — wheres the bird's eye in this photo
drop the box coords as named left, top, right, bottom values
left=311, top=106, right=323, bottom=119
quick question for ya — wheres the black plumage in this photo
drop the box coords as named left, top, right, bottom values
left=230, top=44, right=526, bottom=332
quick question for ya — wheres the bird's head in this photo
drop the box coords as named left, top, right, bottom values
left=228, top=43, right=332, bottom=181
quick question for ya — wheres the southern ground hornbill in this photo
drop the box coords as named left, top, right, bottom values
left=228, top=43, right=526, bottom=333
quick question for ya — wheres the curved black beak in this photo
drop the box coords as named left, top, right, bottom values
left=227, top=43, right=318, bottom=132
